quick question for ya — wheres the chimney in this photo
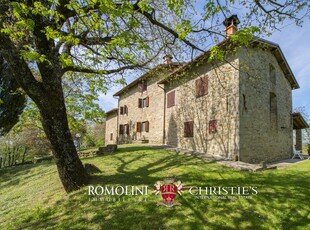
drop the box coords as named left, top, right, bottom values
left=163, top=54, right=173, bottom=64
left=223, top=15, right=240, bottom=37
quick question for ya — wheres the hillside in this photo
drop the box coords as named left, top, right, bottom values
left=1, top=145, right=309, bottom=229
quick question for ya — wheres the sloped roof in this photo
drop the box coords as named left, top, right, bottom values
left=255, top=38, right=299, bottom=89
left=105, top=108, right=118, bottom=116
left=113, top=63, right=184, bottom=97
left=293, top=112, right=309, bottom=129
left=158, top=37, right=300, bottom=90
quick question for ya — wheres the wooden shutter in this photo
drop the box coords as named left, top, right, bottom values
left=184, top=121, right=193, bottom=137
left=196, top=77, right=207, bottom=97
left=119, top=125, right=124, bottom=135
left=184, top=122, right=189, bottom=137
left=195, top=78, right=202, bottom=97
left=209, top=120, right=217, bottom=134
left=167, top=91, right=175, bottom=108
left=120, top=106, right=124, bottom=115
left=138, top=99, right=142, bottom=108
left=136, top=122, right=141, bottom=132
left=146, top=96, right=149, bottom=107
left=145, top=121, right=149, bottom=132
left=203, top=75, right=208, bottom=95
left=126, top=124, right=130, bottom=135
left=124, top=105, right=128, bottom=115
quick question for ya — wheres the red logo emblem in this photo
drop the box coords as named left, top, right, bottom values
left=154, top=178, right=184, bottom=207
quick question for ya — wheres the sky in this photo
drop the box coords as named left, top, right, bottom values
left=98, top=16, right=310, bottom=117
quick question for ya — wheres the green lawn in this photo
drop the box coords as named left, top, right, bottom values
left=0, top=145, right=309, bottom=230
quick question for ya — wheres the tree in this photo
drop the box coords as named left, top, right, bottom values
left=0, top=56, right=26, bottom=136
left=0, top=0, right=308, bottom=192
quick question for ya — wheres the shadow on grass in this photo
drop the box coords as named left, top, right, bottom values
left=6, top=145, right=310, bottom=229
left=0, top=162, right=52, bottom=189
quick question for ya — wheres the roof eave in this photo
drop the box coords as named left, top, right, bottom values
left=113, top=63, right=184, bottom=96
left=293, top=112, right=309, bottom=129
left=105, top=108, right=118, bottom=115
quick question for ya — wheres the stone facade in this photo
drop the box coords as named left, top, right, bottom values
left=164, top=54, right=240, bottom=159
left=238, top=47, right=293, bottom=163
left=115, top=66, right=178, bottom=144
left=105, top=38, right=300, bottom=163
left=105, top=109, right=118, bottom=145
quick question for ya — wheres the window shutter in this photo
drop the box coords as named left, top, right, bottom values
left=145, top=121, right=149, bottom=132
left=138, top=99, right=142, bottom=108
left=195, top=78, right=201, bottom=97
left=167, top=91, right=175, bottom=108
left=146, top=96, right=149, bottom=107
left=196, top=77, right=207, bottom=97
left=184, top=121, right=193, bottom=137
left=203, top=75, right=208, bottom=95
left=137, top=122, right=141, bottom=132
left=120, top=106, right=124, bottom=115
left=184, top=122, right=188, bottom=137
left=124, top=105, right=128, bottom=115
left=126, top=124, right=130, bottom=135
left=209, top=120, right=217, bottom=134
left=119, top=125, right=124, bottom=135
left=190, top=121, right=193, bottom=136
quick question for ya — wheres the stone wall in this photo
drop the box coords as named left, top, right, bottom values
left=105, top=44, right=294, bottom=163
left=164, top=54, right=240, bottom=159
left=105, top=110, right=118, bottom=145
left=239, top=47, right=293, bottom=163
left=117, top=66, right=174, bottom=144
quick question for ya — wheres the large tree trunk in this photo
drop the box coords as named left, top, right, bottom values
left=31, top=70, right=89, bottom=192
left=0, top=34, right=89, bottom=193
left=37, top=89, right=88, bottom=193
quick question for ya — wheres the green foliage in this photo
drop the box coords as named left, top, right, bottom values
left=231, top=26, right=261, bottom=45
left=208, top=46, right=224, bottom=63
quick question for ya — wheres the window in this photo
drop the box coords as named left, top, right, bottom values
left=124, top=105, right=128, bottom=115
left=137, top=121, right=149, bottom=132
left=136, top=122, right=141, bottom=132
left=119, top=124, right=124, bottom=135
left=184, top=121, right=194, bottom=137
left=269, top=64, right=276, bottom=85
left=138, top=80, right=147, bottom=92
left=120, top=105, right=128, bottom=115
left=120, top=124, right=129, bottom=135
left=209, top=120, right=217, bottom=134
left=123, top=124, right=129, bottom=135
left=110, top=133, right=113, bottom=141
left=138, top=97, right=149, bottom=108
left=167, top=90, right=175, bottom=108
left=195, top=75, right=208, bottom=98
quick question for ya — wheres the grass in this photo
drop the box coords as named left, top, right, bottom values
left=0, top=144, right=309, bottom=230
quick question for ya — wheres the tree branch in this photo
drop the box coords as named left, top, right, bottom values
left=132, top=3, right=206, bottom=54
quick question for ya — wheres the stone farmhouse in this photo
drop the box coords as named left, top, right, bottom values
left=105, top=15, right=308, bottom=163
